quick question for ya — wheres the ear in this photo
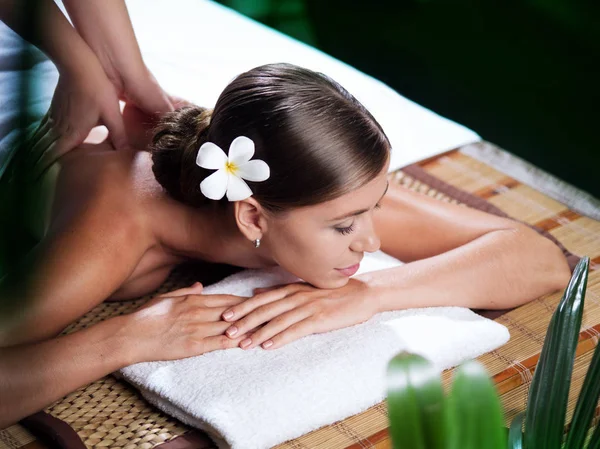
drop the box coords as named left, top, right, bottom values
left=233, top=197, right=269, bottom=241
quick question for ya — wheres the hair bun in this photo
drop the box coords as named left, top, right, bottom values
left=150, top=106, right=213, bottom=205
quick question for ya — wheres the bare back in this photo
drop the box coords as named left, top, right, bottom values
left=0, top=106, right=212, bottom=345
left=35, top=135, right=187, bottom=301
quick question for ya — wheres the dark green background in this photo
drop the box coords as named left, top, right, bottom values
left=216, top=0, right=599, bottom=197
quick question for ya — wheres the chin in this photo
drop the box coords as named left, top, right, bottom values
left=307, top=274, right=349, bottom=289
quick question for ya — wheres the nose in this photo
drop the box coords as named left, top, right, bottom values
left=349, top=219, right=381, bottom=254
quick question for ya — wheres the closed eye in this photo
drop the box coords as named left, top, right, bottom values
left=335, top=223, right=355, bottom=235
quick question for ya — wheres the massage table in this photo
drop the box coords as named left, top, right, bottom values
left=1, top=1, right=599, bottom=448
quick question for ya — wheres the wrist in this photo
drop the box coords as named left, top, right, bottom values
left=368, top=284, right=389, bottom=315
left=96, top=48, right=146, bottom=92
left=54, top=37, right=104, bottom=81
left=108, top=314, right=143, bottom=367
left=355, top=273, right=394, bottom=315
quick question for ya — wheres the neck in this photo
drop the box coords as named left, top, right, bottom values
left=157, top=201, right=275, bottom=269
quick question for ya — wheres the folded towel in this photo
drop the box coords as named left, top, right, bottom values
left=117, top=251, right=509, bottom=449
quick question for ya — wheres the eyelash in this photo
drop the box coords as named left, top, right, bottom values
left=335, top=203, right=382, bottom=235
left=335, top=224, right=355, bottom=235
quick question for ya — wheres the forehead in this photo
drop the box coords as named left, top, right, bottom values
left=286, top=167, right=390, bottom=222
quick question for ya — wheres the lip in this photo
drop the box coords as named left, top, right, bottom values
left=335, top=263, right=361, bottom=277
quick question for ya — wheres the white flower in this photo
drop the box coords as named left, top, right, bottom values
left=195, top=136, right=270, bottom=201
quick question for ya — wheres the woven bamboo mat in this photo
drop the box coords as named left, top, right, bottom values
left=1, top=146, right=598, bottom=449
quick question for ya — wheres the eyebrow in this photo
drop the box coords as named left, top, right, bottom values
left=329, top=181, right=390, bottom=222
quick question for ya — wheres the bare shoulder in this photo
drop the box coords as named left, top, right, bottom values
left=0, top=142, right=156, bottom=346
left=46, top=140, right=141, bottom=227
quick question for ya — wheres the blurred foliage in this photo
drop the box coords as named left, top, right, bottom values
left=0, top=0, right=41, bottom=318
left=386, top=257, right=600, bottom=449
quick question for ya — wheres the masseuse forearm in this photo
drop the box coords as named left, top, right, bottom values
left=0, top=0, right=98, bottom=74
left=360, top=227, right=572, bottom=311
left=62, top=0, right=145, bottom=83
left=0, top=315, right=133, bottom=428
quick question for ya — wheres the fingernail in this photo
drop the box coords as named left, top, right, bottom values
left=262, top=340, right=273, bottom=349
left=226, top=326, right=238, bottom=337
left=240, top=338, right=252, bottom=348
left=223, top=310, right=234, bottom=320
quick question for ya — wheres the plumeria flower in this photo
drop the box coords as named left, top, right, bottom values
left=195, top=136, right=270, bottom=201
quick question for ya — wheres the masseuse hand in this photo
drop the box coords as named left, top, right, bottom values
left=220, top=279, right=378, bottom=350
left=27, top=53, right=130, bottom=180
left=125, top=282, right=259, bottom=363
left=28, top=63, right=174, bottom=180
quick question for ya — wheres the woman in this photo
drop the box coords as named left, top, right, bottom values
left=0, top=63, right=571, bottom=427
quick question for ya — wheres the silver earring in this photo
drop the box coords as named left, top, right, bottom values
left=254, top=238, right=261, bottom=248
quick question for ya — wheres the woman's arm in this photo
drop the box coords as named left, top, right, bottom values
left=0, top=313, right=134, bottom=428
left=0, top=204, right=253, bottom=426
left=366, top=182, right=572, bottom=310
left=0, top=288, right=257, bottom=427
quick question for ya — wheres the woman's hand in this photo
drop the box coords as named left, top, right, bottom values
left=220, top=279, right=379, bottom=351
left=122, top=282, right=259, bottom=363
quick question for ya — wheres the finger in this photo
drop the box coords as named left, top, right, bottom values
left=102, top=103, right=130, bottom=151
left=25, top=122, right=53, bottom=169
left=191, top=294, right=249, bottom=308
left=200, top=330, right=254, bottom=353
left=168, top=94, right=193, bottom=110
left=28, top=113, right=50, bottom=147
left=31, top=132, right=79, bottom=180
left=252, top=284, right=285, bottom=295
left=29, top=128, right=66, bottom=180
left=221, top=284, right=304, bottom=322
left=263, top=319, right=316, bottom=350
left=224, top=296, right=304, bottom=340
left=238, top=309, right=314, bottom=350
left=128, top=84, right=174, bottom=116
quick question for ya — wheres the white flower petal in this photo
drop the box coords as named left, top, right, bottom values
left=228, top=136, right=255, bottom=165
left=196, top=142, right=227, bottom=170
left=237, top=159, right=270, bottom=182
left=226, top=174, right=253, bottom=201
left=200, top=169, right=228, bottom=200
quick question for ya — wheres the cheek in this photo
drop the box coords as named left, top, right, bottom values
left=270, top=226, right=347, bottom=274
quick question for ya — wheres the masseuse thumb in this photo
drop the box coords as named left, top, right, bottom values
left=103, top=105, right=131, bottom=151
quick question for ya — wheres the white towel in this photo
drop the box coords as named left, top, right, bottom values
left=118, top=251, right=509, bottom=449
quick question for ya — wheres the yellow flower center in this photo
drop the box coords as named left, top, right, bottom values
left=225, top=161, right=238, bottom=175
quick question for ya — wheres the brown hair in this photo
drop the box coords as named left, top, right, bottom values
left=150, top=63, right=390, bottom=213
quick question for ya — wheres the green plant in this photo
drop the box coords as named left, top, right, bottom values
left=386, top=256, right=600, bottom=449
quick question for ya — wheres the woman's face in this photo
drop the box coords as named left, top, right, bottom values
left=264, top=161, right=390, bottom=288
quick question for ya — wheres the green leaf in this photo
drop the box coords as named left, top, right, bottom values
left=587, top=422, right=600, bottom=449
left=524, top=257, right=589, bottom=449
left=508, top=412, right=525, bottom=449
left=565, top=332, right=600, bottom=449
left=446, top=360, right=506, bottom=449
left=386, top=352, right=446, bottom=449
